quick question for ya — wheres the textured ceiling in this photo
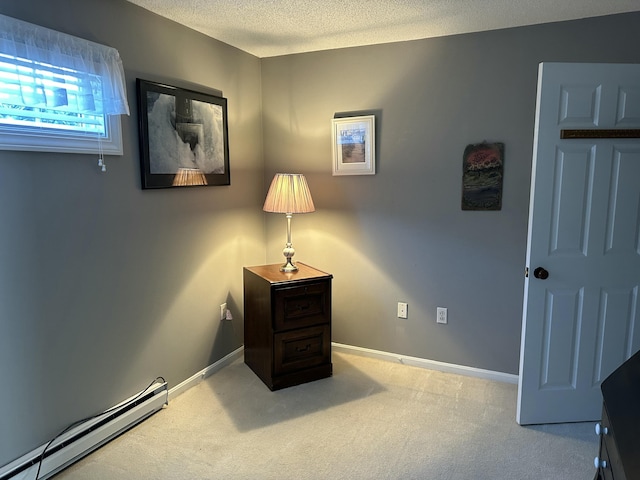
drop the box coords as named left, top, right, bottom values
left=125, top=0, right=640, bottom=58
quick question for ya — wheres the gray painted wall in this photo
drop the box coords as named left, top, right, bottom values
left=0, top=0, right=264, bottom=466
left=1, top=0, right=639, bottom=470
left=260, top=13, right=640, bottom=374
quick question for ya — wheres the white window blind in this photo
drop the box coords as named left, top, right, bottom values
left=0, top=14, right=129, bottom=156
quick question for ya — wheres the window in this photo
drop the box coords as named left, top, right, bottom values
left=0, top=14, right=129, bottom=155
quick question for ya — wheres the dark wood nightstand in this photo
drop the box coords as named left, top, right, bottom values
left=243, top=262, right=333, bottom=390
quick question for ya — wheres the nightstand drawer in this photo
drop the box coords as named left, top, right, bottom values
left=597, top=441, right=616, bottom=480
left=274, top=325, right=330, bottom=375
left=274, top=281, right=330, bottom=331
left=600, top=408, right=624, bottom=480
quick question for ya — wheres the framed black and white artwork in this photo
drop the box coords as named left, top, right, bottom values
left=136, top=79, right=230, bottom=189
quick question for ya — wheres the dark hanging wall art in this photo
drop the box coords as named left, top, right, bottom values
left=461, top=142, right=504, bottom=211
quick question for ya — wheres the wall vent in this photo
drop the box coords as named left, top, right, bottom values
left=0, top=382, right=168, bottom=480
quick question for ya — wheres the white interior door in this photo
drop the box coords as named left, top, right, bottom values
left=517, top=62, right=640, bottom=425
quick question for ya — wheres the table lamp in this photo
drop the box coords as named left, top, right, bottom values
left=263, top=173, right=315, bottom=272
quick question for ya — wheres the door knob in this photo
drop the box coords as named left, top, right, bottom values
left=533, top=267, right=549, bottom=279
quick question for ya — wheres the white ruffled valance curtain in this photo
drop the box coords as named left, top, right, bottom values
left=0, top=13, right=129, bottom=116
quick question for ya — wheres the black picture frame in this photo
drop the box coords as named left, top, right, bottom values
left=136, top=78, right=230, bottom=189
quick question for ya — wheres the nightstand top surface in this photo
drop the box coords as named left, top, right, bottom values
left=244, top=262, right=332, bottom=284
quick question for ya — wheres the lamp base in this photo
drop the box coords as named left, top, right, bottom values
left=280, top=260, right=298, bottom=272
left=280, top=245, right=297, bottom=272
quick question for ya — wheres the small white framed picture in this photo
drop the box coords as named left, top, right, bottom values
left=331, top=115, right=375, bottom=176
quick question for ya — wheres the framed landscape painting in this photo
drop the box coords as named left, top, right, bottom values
left=136, top=79, right=230, bottom=189
left=331, top=115, right=375, bottom=176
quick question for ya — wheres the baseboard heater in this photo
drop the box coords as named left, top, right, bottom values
left=0, top=381, right=168, bottom=480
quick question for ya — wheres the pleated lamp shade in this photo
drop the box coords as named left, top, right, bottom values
left=263, top=174, right=315, bottom=214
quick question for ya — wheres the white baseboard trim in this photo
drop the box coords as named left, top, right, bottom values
left=168, top=346, right=244, bottom=401
left=332, top=342, right=519, bottom=384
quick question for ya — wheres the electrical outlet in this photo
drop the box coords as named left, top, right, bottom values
left=397, top=302, right=408, bottom=319
left=437, top=307, right=447, bottom=324
left=220, top=302, right=227, bottom=321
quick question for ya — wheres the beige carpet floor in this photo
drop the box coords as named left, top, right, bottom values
left=54, top=351, right=599, bottom=479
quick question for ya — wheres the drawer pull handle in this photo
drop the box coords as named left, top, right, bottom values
left=594, top=457, right=607, bottom=469
left=296, top=344, right=312, bottom=353
left=595, top=423, right=609, bottom=436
